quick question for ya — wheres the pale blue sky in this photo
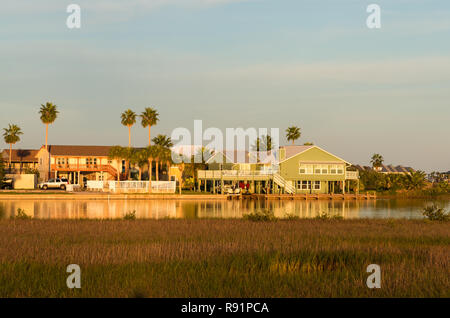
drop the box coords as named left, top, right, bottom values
left=1, top=0, right=449, bottom=171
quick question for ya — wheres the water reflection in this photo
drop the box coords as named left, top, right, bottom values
left=1, top=199, right=448, bottom=220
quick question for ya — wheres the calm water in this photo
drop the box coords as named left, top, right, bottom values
left=1, top=198, right=449, bottom=219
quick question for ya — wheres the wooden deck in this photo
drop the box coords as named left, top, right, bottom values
left=228, top=193, right=376, bottom=200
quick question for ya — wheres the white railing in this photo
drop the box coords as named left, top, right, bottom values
left=198, top=170, right=278, bottom=179
left=108, top=181, right=176, bottom=193
left=345, top=171, right=359, bottom=180
left=273, top=173, right=295, bottom=194
left=86, top=181, right=104, bottom=191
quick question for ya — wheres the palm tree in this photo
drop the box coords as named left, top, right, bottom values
left=2, top=124, right=23, bottom=169
left=152, top=135, right=173, bottom=181
left=108, top=146, right=125, bottom=181
left=404, top=171, right=427, bottom=190
left=140, top=107, right=159, bottom=146
left=121, top=109, right=137, bottom=148
left=286, top=126, right=301, bottom=145
left=39, top=102, right=58, bottom=150
left=152, top=134, right=173, bottom=148
left=143, top=146, right=156, bottom=181
left=122, top=147, right=135, bottom=180
left=133, top=149, right=149, bottom=181
left=370, top=154, right=384, bottom=170
left=252, top=135, right=273, bottom=153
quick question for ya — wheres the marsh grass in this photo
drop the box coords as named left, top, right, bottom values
left=0, top=219, right=448, bottom=297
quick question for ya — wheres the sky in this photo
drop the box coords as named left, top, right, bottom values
left=1, top=0, right=449, bottom=172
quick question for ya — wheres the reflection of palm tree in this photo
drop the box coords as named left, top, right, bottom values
left=39, top=102, right=58, bottom=150
left=370, top=154, right=384, bottom=170
left=3, top=124, right=23, bottom=169
left=121, top=109, right=136, bottom=148
left=286, top=126, right=301, bottom=145
left=140, top=107, right=159, bottom=146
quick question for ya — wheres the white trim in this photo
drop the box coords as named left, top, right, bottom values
left=279, top=145, right=352, bottom=165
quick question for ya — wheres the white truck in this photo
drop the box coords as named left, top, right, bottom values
left=38, top=178, right=69, bottom=190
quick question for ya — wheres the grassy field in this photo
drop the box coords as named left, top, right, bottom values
left=0, top=218, right=448, bottom=297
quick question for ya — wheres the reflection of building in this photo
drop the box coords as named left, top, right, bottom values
left=198, top=145, right=359, bottom=194
left=1, top=149, right=39, bottom=174
left=36, top=145, right=123, bottom=183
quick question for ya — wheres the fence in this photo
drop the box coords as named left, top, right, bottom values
left=86, top=181, right=105, bottom=191
left=108, top=181, right=176, bottom=194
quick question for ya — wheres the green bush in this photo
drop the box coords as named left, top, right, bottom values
left=422, top=205, right=449, bottom=221
left=243, top=210, right=276, bottom=222
left=314, top=211, right=343, bottom=220
left=123, top=210, right=137, bottom=220
left=12, top=208, right=32, bottom=220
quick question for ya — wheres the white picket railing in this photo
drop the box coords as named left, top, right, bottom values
left=273, top=173, right=295, bottom=194
left=86, top=181, right=104, bottom=191
left=108, top=181, right=176, bottom=193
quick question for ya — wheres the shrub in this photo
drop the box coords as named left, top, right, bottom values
left=284, top=213, right=300, bottom=220
left=13, top=208, right=32, bottom=220
left=123, top=210, right=136, bottom=220
left=314, top=211, right=343, bottom=220
left=422, top=205, right=449, bottom=221
left=243, top=210, right=276, bottom=222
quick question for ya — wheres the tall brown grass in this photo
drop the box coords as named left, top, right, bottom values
left=0, top=219, right=448, bottom=297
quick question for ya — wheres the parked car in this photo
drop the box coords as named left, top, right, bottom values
left=38, top=178, right=69, bottom=190
left=1, top=178, right=13, bottom=190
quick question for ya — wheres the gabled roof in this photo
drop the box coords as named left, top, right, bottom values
left=280, top=145, right=314, bottom=159
left=1, top=149, right=39, bottom=162
left=206, top=150, right=250, bottom=164
left=45, top=145, right=113, bottom=157
left=279, top=145, right=351, bottom=165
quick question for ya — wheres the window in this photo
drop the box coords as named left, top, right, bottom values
left=296, top=181, right=312, bottom=190
left=313, top=181, right=321, bottom=190
left=330, top=165, right=344, bottom=174
left=87, top=158, right=98, bottom=167
left=299, top=164, right=313, bottom=174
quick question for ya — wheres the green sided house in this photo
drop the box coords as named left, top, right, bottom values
left=278, top=145, right=358, bottom=194
left=197, top=145, right=359, bottom=194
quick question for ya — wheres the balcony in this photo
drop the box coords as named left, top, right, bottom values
left=51, top=164, right=117, bottom=175
left=345, top=171, right=359, bottom=180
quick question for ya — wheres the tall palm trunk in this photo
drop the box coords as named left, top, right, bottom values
left=45, top=124, right=49, bottom=150
left=166, top=161, right=171, bottom=180
left=155, top=160, right=159, bottom=181
left=9, top=143, right=12, bottom=170
left=128, top=126, right=131, bottom=148
left=148, top=126, right=151, bottom=146
left=148, top=159, right=153, bottom=181
left=126, top=160, right=130, bottom=180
